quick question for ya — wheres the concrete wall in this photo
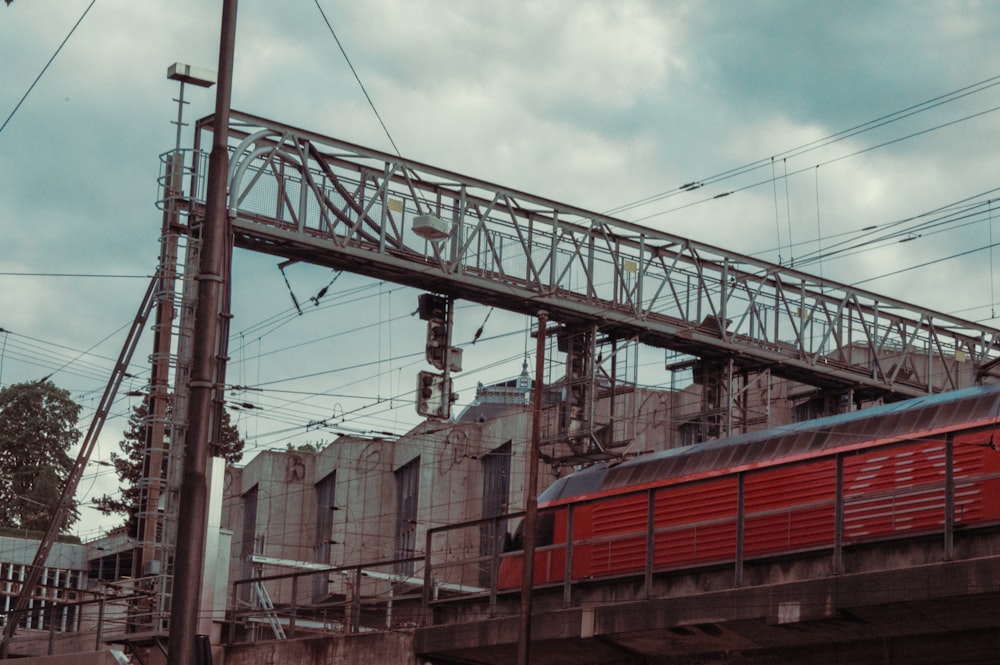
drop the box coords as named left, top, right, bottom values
left=225, top=631, right=418, bottom=665
left=222, top=449, right=319, bottom=605
left=3, top=649, right=129, bottom=664
left=315, top=436, right=396, bottom=567
left=220, top=389, right=687, bottom=606
left=0, top=536, right=89, bottom=569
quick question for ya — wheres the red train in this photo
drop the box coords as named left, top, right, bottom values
left=498, top=382, right=1000, bottom=589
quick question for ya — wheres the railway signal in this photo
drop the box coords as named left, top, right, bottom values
left=416, top=294, right=462, bottom=418
left=416, top=370, right=455, bottom=418
left=418, top=293, right=462, bottom=372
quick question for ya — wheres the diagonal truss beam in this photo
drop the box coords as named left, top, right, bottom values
left=1, top=277, right=157, bottom=655
left=166, top=110, right=1000, bottom=400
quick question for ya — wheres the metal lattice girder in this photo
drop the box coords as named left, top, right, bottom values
left=165, top=110, right=1000, bottom=400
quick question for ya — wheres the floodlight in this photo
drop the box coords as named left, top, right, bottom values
left=167, top=62, right=216, bottom=88
left=412, top=214, right=451, bottom=240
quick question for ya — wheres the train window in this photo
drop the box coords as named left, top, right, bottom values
left=538, top=511, right=554, bottom=547
left=561, top=468, right=605, bottom=497
left=503, top=520, right=524, bottom=552
left=504, top=512, right=555, bottom=551
left=505, top=521, right=523, bottom=552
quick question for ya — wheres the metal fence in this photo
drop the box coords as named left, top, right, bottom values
left=1, top=589, right=164, bottom=657
left=227, top=556, right=427, bottom=644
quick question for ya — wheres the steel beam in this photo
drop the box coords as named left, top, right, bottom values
left=167, top=111, right=1000, bottom=401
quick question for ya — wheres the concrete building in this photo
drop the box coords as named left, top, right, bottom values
left=219, top=343, right=983, bottom=628
left=2, top=346, right=982, bottom=658
left=0, top=533, right=117, bottom=657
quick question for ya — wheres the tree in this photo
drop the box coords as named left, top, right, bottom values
left=0, top=380, right=82, bottom=533
left=92, top=397, right=245, bottom=533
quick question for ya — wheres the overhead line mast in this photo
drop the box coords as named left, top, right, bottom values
left=166, top=1, right=237, bottom=663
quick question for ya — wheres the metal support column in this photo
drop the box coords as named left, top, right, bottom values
left=834, top=455, right=845, bottom=574
left=165, top=1, right=237, bottom=663
left=518, top=310, right=549, bottom=665
left=945, top=433, right=955, bottom=561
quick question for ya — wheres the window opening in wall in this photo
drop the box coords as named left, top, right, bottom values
left=240, top=484, right=259, bottom=601
left=313, top=470, right=336, bottom=599
left=0, top=563, right=82, bottom=633
left=480, top=441, right=512, bottom=586
left=395, top=457, right=420, bottom=576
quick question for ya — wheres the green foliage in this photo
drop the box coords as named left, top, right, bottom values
left=91, top=397, right=246, bottom=533
left=285, top=441, right=318, bottom=453
left=0, top=380, right=81, bottom=533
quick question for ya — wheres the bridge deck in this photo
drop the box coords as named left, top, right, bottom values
left=414, top=533, right=1000, bottom=664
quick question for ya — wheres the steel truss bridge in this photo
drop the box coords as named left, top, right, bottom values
left=167, top=110, right=1000, bottom=402
left=8, top=110, right=1000, bottom=656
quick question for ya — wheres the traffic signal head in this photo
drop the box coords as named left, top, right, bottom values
left=416, top=370, right=456, bottom=419
left=417, top=293, right=448, bottom=322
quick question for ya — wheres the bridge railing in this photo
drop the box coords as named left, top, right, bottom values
left=0, top=590, right=163, bottom=657
left=420, top=432, right=983, bottom=621
left=227, top=556, right=426, bottom=645
left=221, top=429, right=985, bottom=642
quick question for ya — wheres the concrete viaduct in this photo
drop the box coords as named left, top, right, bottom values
left=220, top=528, right=1000, bottom=665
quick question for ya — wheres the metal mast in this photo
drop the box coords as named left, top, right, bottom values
left=165, top=1, right=237, bottom=662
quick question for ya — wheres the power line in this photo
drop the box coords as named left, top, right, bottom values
left=312, top=0, right=402, bottom=157
left=632, top=101, right=1000, bottom=224
left=851, top=241, right=1000, bottom=288
left=0, top=0, right=97, bottom=138
left=607, top=73, right=1000, bottom=218
left=0, top=272, right=149, bottom=279
left=767, top=187, right=1000, bottom=270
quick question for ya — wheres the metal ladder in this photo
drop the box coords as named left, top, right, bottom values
left=252, top=581, right=286, bottom=640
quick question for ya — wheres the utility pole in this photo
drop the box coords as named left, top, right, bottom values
left=518, top=309, right=549, bottom=665
left=165, top=1, right=237, bottom=663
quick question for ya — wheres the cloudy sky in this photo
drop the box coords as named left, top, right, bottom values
left=3, top=0, right=1000, bottom=537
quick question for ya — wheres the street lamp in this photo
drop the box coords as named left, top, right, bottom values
left=167, top=62, right=216, bottom=151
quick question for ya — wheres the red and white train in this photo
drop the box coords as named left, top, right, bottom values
left=498, top=382, right=1000, bottom=588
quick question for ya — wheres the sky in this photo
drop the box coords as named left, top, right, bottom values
left=2, top=0, right=1000, bottom=539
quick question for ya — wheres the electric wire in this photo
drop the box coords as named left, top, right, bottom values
left=632, top=101, right=1000, bottom=224
left=0, top=272, right=148, bottom=279
left=312, top=0, right=402, bottom=157
left=21, top=69, right=1000, bottom=543
left=0, top=0, right=97, bottom=137
left=606, top=73, right=1000, bottom=218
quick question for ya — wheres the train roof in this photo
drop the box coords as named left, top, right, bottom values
left=540, top=381, right=1000, bottom=503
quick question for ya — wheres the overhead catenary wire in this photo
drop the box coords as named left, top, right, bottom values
left=312, top=0, right=402, bottom=157
left=9, top=194, right=992, bottom=456
left=194, top=71, right=1000, bottom=450
left=606, top=73, right=1000, bottom=219
left=225, top=224, right=1000, bottom=447
left=0, top=0, right=97, bottom=138
left=632, top=100, right=1000, bottom=224
left=0, top=272, right=148, bottom=279
left=7, top=10, right=999, bottom=554
left=777, top=187, right=1000, bottom=270
left=228, top=326, right=539, bottom=451
left=50, top=81, right=1000, bottom=488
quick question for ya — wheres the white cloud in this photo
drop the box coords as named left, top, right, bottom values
left=4, top=0, right=1000, bottom=536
